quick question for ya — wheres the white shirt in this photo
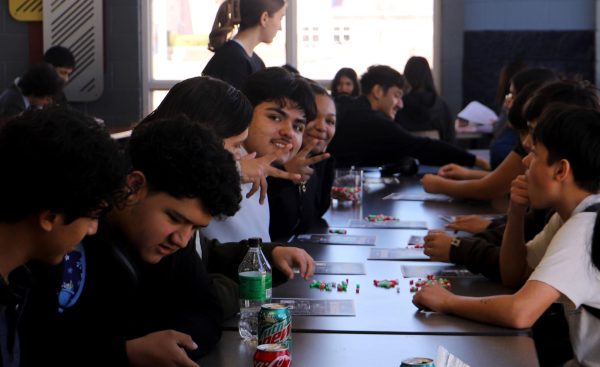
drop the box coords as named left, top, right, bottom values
left=201, top=149, right=271, bottom=244
left=527, top=194, right=600, bottom=366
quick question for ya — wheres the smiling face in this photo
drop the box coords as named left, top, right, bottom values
left=304, top=94, right=336, bottom=154
left=243, top=99, right=306, bottom=165
left=376, top=85, right=404, bottom=119
left=223, top=128, right=249, bottom=161
left=261, top=4, right=287, bottom=44
left=117, top=180, right=212, bottom=264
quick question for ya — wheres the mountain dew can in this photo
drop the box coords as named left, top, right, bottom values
left=258, top=303, right=292, bottom=352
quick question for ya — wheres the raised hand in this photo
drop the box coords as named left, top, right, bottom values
left=283, top=140, right=330, bottom=184
left=239, top=145, right=302, bottom=204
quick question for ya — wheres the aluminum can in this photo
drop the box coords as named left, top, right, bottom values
left=400, top=357, right=436, bottom=367
left=253, top=344, right=291, bottom=367
left=258, top=303, right=292, bottom=351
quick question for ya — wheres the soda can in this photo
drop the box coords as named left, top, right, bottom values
left=254, top=344, right=291, bottom=367
left=400, top=357, right=436, bottom=367
left=258, top=303, right=292, bottom=351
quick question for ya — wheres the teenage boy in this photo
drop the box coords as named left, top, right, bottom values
left=20, top=116, right=315, bottom=367
left=0, top=63, right=63, bottom=119
left=328, top=65, right=489, bottom=170
left=413, top=105, right=600, bottom=366
left=0, top=107, right=126, bottom=367
left=203, top=66, right=319, bottom=242
left=43, top=45, right=76, bottom=106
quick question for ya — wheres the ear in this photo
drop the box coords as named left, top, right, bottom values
left=125, top=171, right=148, bottom=205
left=371, top=85, right=384, bottom=100
left=259, top=11, right=269, bottom=27
left=39, top=210, right=61, bottom=232
left=554, top=159, right=571, bottom=183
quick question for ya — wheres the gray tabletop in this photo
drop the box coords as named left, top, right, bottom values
left=199, top=331, right=539, bottom=367
left=223, top=261, right=523, bottom=336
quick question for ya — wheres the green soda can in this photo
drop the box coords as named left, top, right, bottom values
left=400, top=357, right=435, bottom=367
left=258, top=303, right=292, bottom=352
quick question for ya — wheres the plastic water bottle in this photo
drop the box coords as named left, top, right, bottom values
left=238, top=237, right=272, bottom=341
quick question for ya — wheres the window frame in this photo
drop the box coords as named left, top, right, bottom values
left=141, top=0, right=442, bottom=116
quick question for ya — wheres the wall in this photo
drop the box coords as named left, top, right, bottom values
left=460, top=0, right=596, bottom=111
left=0, top=0, right=142, bottom=129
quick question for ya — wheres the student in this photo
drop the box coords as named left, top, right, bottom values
left=0, top=107, right=126, bottom=367
left=20, top=116, right=315, bottom=367
left=202, top=67, right=318, bottom=243
left=140, top=75, right=300, bottom=203
left=0, top=63, right=63, bottom=119
left=421, top=69, right=558, bottom=201
left=423, top=80, right=600, bottom=281
left=268, top=83, right=336, bottom=240
left=43, top=45, right=76, bottom=106
left=203, top=0, right=287, bottom=88
left=395, top=56, right=454, bottom=143
left=328, top=65, right=489, bottom=169
left=414, top=105, right=600, bottom=366
left=331, top=67, right=360, bottom=98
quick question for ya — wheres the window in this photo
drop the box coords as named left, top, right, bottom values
left=142, top=0, right=434, bottom=114
left=295, top=0, right=433, bottom=80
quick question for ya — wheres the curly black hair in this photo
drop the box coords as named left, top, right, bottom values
left=129, top=116, right=241, bottom=217
left=0, top=107, right=127, bottom=223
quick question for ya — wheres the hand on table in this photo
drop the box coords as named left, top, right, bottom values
left=445, top=215, right=491, bottom=234
left=126, top=330, right=199, bottom=367
left=437, top=164, right=472, bottom=180
left=271, top=246, right=315, bottom=280
left=423, top=230, right=454, bottom=262
left=412, top=283, right=454, bottom=313
left=420, top=173, right=447, bottom=194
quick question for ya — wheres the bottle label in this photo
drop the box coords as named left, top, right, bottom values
left=239, top=271, right=272, bottom=301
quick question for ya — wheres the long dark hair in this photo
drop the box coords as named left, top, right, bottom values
left=331, top=67, right=359, bottom=98
left=140, top=76, right=253, bottom=139
left=403, top=56, right=436, bottom=95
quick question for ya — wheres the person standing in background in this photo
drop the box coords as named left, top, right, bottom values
left=203, top=0, right=287, bottom=89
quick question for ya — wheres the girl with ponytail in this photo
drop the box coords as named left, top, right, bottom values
left=203, top=0, right=287, bottom=88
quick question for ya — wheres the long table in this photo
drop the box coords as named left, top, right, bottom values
left=199, top=331, right=538, bottom=366
left=211, top=167, right=539, bottom=365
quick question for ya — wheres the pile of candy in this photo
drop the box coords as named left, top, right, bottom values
left=409, top=243, right=425, bottom=249
left=328, top=228, right=347, bottom=234
left=373, top=279, right=399, bottom=289
left=309, top=279, right=352, bottom=292
left=331, top=186, right=361, bottom=202
left=365, top=214, right=398, bottom=222
left=409, top=275, right=451, bottom=293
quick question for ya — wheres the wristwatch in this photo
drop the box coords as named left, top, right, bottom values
left=450, top=238, right=461, bottom=247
